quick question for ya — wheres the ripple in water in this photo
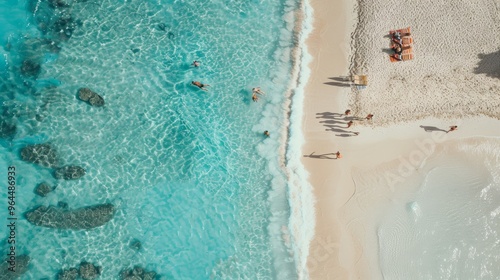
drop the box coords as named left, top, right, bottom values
left=378, top=138, right=500, bottom=280
left=0, top=0, right=300, bottom=278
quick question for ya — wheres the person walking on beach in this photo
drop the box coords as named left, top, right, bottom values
left=344, top=109, right=351, bottom=116
left=448, top=125, right=458, bottom=133
left=347, top=121, right=354, bottom=128
left=264, top=130, right=270, bottom=137
left=336, top=151, right=342, bottom=159
left=253, top=87, right=265, bottom=95
left=366, top=114, right=374, bottom=120
left=252, top=93, right=259, bottom=102
left=192, top=81, right=209, bottom=91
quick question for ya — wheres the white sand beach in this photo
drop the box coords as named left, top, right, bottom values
left=302, top=0, right=500, bottom=279
left=349, top=0, right=500, bottom=123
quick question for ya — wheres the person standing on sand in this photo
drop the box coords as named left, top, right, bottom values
left=366, top=114, right=374, bottom=120
left=344, top=109, right=351, bottom=116
left=336, top=151, right=342, bottom=159
left=448, top=125, right=458, bottom=133
left=347, top=121, right=354, bottom=128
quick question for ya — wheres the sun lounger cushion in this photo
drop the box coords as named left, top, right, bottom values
left=389, top=27, right=411, bottom=35
left=390, top=53, right=413, bottom=62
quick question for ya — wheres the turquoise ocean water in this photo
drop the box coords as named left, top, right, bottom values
left=0, top=0, right=311, bottom=278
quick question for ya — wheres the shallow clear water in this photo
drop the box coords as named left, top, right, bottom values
left=378, top=138, right=500, bottom=279
left=0, top=0, right=301, bottom=278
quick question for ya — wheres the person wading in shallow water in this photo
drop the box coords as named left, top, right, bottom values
left=253, top=87, right=265, bottom=95
left=252, top=93, right=259, bottom=102
left=191, top=81, right=209, bottom=91
left=264, top=130, right=270, bottom=137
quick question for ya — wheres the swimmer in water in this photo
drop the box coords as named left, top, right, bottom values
left=191, top=81, right=209, bottom=91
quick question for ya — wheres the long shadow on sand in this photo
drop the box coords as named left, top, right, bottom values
left=325, top=76, right=354, bottom=87
left=316, top=112, right=343, bottom=118
left=319, top=119, right=344, bottom=125
left=381, top=48, right=394, bottom=54
left=335, top=132, right=360, bottom=137
left=475, top=50, right=500, bottom=79
left=324, top=81, right=351, bottom=87
left=316, top=112, right=362, bottom=135
left=420, top=125, right=448, bottom=133
left=328, top=76, right=351, bottom=82
left=303, top=152, right=338, bottom=160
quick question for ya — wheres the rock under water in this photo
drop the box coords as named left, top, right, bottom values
left=58, top=262, right=101, bottom=280
left=0, top=255, right=30, bottom=280
left=0, top=120, right=16, bottom=138
left=25, top=204, right=115, bottom=229
left=54, top=165, right=86, bottom=180
left=58, top=268, right=78, bottom=280
left=21, top=59, right=42, bottom=77
left=120, top=265, right=158, bottom=280
left=21, top=143, right=59, bottom=168
left=79, top=262, right=101, bottom=280
left=35, top=182, right=56, bottom=196
left=129, top=239, right=142, bottom=251
left=78, top=88, right=104, bottom=107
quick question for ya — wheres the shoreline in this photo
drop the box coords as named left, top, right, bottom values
left=282, top=0, right=316, bottom=278
left=301, top=0, right=355, bottom=278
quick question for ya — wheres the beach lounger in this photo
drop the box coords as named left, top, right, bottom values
left=390, top=27, right=413, bottom=47
left=352, top=75, right=368, bottom=85
left=391, top=36, right=413, bottom=47
left=389, top=53, right=413, bottom=62
left=402, top=48, right=412, bottom=55
left=392, top=37, right=413, bottom=45
left=401, top=37, right=413, bottom=46
left=390, top=45, right=413, bottom=54
left=351, top=75, right=368, bottom=89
